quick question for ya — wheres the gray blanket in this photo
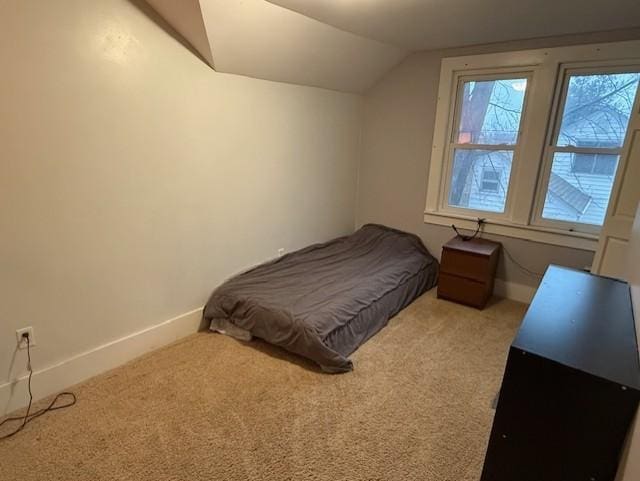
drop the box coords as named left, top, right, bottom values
left=204, top=224, right=438, bottom=372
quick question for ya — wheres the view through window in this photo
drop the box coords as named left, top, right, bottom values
left=448, top=77, right=528, bottom=213
left=541, top=72, right=640, bottom=225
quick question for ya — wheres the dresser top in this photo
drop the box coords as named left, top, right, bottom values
left=513, top=265, right=640, bottom=390
left=443, top=236, right=501, bottom=257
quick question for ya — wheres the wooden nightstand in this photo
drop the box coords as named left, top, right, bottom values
left=437, top=236, right=501, bottom=309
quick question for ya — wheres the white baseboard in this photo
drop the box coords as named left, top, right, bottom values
left=0, top=281, right=533, bottom=417
left=494, top=279, right=538, bottom=304
left=0, top=307, right=204, bottom=417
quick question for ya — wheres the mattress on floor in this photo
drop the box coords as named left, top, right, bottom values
left=203, top=224, right=439, bottom=372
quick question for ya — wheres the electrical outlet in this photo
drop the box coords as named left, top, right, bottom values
left=278, top=248, right=285, bottom=257
left=16, top=327, right=35, bottom=350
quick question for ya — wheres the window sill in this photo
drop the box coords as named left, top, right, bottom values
left=423, top=211, right=598, bottom=251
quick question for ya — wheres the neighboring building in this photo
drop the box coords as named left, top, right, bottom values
left=541, top=110, right=626, bottom=225
left=459, top=110, right=625, bottom=225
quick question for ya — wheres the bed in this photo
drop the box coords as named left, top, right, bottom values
left=203, top=224, right=438, bottom=372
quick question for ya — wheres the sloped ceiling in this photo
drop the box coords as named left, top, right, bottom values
left=268, top=0, right=640, bottom=51
left=145, top=0, right=214, bottom=67
left=146, top=0, right=406, bottom=93
left=146, top=0, right=640, bottom=93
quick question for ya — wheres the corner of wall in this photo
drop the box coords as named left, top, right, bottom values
left=353, top=96, right=366, bottom=231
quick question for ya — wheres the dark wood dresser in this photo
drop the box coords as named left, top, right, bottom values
left=481, top=265, right=640, bottom=481
left=437, top=236, right=501, bottom=309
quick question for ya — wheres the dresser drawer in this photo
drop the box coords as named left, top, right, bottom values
left=441, top=248, right=492, bottom=282
left=437, top=272, right=490, bottom=308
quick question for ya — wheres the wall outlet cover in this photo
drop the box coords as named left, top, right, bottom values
left=16, top=327, right=36, bottom=349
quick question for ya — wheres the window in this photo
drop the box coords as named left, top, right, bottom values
left=425, top=42, right=640, bottom=249
left=481, top=168, right=501, bottom=192
left=540, top=71, right=640, bottom=225
left=446, top=76, right=528, bottom=213
left=571, top=153, right=617, bottom=176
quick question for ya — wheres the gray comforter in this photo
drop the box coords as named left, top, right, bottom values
left=203, top=224, right=438, bottom=372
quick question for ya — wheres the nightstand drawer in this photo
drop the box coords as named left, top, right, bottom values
left=437, top=272, right=489, bottom=308
left=441, top=248, right=491, bottom=282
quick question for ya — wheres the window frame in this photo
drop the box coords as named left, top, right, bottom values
left=424, top=41, right=640, bottom=250
left=531, top=63, right=640, bottom=235
left=440, top=70, right=533, bottom=219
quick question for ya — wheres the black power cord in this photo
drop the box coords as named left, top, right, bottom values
left=451, top=218, right=486, bottom=241
left=501, top=244, right=544, bottom=279
left=0, top=334, right=76, bottom=441
left=451, top=218, right=544, bottom=279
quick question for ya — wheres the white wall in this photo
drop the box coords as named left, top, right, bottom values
left=630, top=207, right=640, bottom=362
left=356, top=29, right=640, bottom=297
left=0, top=0, right=362, bottom=413
left=617, top=202, right=640, bottom=481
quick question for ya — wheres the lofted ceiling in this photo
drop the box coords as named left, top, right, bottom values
left=268, top=0, right=640, bottom=51
left=146, top=0, right=214, bottom=66
left=146, top=0, right=406, bottom=93
left=145, top=0, right=640, bottom=93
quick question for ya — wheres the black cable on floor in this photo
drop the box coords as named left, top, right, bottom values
left=0, top=336, right=76, bottom=441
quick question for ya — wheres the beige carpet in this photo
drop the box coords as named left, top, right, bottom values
left=0, top=292, right=526, bottom=481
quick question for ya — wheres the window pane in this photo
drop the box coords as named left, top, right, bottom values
left=456, top=78, right=527, bottom=145
left=448, top=149, right=513, bottom=213
left=557, top=72, right=640, bottom=148
left=542, top=152, right=619, bottom=225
